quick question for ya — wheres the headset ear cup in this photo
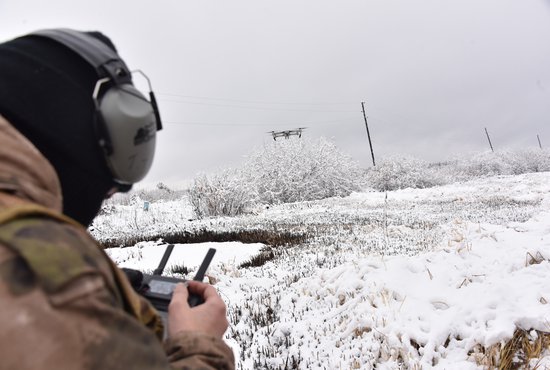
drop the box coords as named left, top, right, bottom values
left=94, top=102, right=114, bottom=156
left=98, top=85, right=156, bottom=183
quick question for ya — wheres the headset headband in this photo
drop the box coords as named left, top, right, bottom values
left=31, top=28, right=132, bottom=85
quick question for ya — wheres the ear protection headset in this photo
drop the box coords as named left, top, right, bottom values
left=29, top=28, right=162, bottom=186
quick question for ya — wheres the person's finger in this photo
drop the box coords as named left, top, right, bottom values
left=169, top=283, right=190, bottom=310
left=187, top=281, right=221, bottom=304
left=173, top=282, right=190, bottom=298
left=186, top=280, right=209, bottom=295
left=201, top=285, right=220, bottom=301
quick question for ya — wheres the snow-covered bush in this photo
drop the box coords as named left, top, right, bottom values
left=188, top=137, right=362, bottom=218
left=365, top=149, right=550, bottom=192
left=501, top=149, right=550, bottom=175
left=242, top=137, right=362, bottom=204
left=104, top=182, right=185, bottom=206
left=452, top=151, right=512, bottom=180
left=450, top=149, right=550, bottom=180
left=188, top=169, right=258, bottom=218
left=366, top=155, right=442, bottom=191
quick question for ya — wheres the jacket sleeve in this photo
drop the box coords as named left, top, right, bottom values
left=0, top=219, right=235, bottom=370
left=165, top=331, right=236, bottom=369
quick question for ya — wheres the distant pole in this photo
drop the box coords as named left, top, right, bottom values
left=361, top=101, right=376, bottom=166
left=484, top=127, right=494, bottom=152
left=537, top=134, right=542, bottom=149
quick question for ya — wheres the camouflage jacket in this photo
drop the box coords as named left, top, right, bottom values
left=0, top=115, right=235, bottom=370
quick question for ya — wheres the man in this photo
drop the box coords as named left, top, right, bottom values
left=0, top=29, right=234, bottom=369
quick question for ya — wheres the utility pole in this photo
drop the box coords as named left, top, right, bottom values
left=484, top=127, right=494, bottom=152
left=537, top=134, right=542, bottom=149
left=361, top=101, right=376, bottom=166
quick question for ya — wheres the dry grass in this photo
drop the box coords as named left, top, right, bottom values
left=525, top=252, right=547, bottom=267
left=239, top=248, right=276, bottom=268
left=100, top=228, right=307, bottom=249
left=471, top=329, right=550, bottom=369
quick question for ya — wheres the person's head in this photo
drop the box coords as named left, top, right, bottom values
left=0, top=28, right=162, bottom=226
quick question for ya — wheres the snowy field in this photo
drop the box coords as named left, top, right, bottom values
left=98, top=172, right=550, bottom=369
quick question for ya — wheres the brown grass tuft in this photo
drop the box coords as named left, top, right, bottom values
left=471, top=329, right=550, bottom=369
left=525, top=252, right=547, bottom=267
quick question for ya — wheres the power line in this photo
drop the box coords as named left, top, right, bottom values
left=163, top=117, right=358, bottom=127
left=157, top=92, right=357, bottom=106
left=159, top=98, right=359, bottom=113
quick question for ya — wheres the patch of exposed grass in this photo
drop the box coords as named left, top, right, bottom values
left=239, top=248, right=276, bottom=268
left=99, top=228, right=307, bottom=249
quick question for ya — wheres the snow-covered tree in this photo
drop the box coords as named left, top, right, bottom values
left=242, top=137, right=362, bottom=204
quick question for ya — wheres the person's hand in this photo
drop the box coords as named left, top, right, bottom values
left=167, top=281, right=228, bottom=339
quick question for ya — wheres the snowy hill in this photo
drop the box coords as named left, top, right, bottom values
left=97, top=172, right=550, bottom=369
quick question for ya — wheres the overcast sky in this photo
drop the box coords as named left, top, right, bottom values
left=2, top=0, right=549, bottom=184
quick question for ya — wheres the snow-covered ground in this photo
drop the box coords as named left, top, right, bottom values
left=101, top=172, right=550, bottom=369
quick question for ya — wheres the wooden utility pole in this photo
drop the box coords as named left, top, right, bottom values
left=537, top=134, right=542, bottom=149
left=361, top=101, right=376, bottom=166
left=484, top=127, right=494, bottom=152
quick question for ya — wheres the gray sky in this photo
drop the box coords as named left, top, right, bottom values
left=2, top=0, right=550, bottom=184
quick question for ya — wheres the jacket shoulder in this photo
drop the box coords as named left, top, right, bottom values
left=0, top=215, right=109, bottom=294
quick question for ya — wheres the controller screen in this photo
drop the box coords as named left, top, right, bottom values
left=149, top=279, right=177, bottom=295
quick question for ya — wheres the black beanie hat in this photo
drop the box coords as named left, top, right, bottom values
left=0, top=31, right=121, bottom=226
